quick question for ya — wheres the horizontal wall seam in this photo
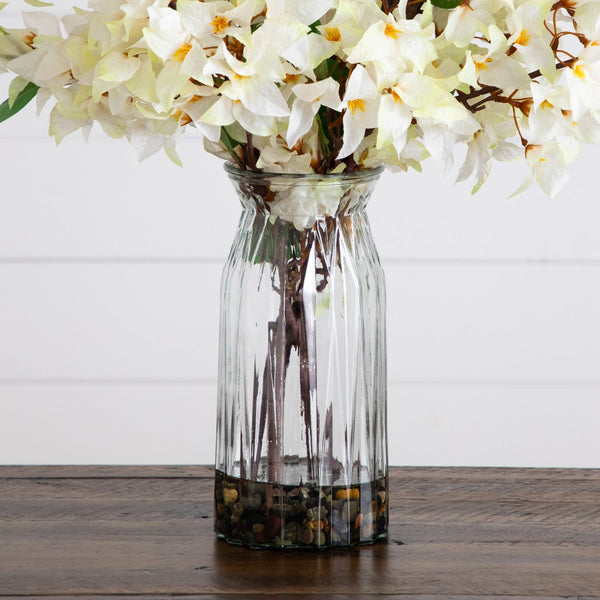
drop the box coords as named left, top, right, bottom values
left=1, top=377, right=600, bottom=388
left=1, top=257, right=600, bottom=266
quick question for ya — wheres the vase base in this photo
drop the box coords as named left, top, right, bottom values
left=215, top=531, right=388, bottom=551
left=214, top=469, right=388, bottom=550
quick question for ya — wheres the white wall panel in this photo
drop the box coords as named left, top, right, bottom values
left=1, top=263, right=598, bottom=382
left=388, top=385, right=600, bottom=468
left=1, top=383, right=597, bottom=467
left=0, top=263, right=222, bottom=380
left=0, top=383, right=217, bottom=465
left=0, top=134, right=241, bottom=261
left=386, top=263, right=600, bottom=383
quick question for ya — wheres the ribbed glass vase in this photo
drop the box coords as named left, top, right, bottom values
left=214, top=164, right=387, bottom=550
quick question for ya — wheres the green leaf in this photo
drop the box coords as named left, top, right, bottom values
left=430, top=0, right=463, bottom=8
left=0, top=81, right=40, bottom=123
left=24, top=0, right=54, bottom=7
left=314, top=59, right=331, bottom=81
left=8, top=76, right=29, bottom=108
left=308, top=19, right=321, bottom=34
left=220, top=126, right=242, bottom=165
left=315, top=106, right=333, bottom=157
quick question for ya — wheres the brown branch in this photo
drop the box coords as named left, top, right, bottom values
left=456, top=58, right=577, bottom=113
left=244, top=132, right=259, bottom=171
left=406, top=0, right=426, bottom=20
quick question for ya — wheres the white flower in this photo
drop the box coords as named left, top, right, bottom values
left=574, top=0, right=600, bottom=41
left=505, top=0, right=557, bottom=81
left=269, top=182, right=345, bottom=229
left=338, top=65, right=380, bottom=159
left=201, top=45, right=290, bottom=136
left=255, top=134, right=313, bottom=173
left=520, top=140, right=579, bottom=197
left=287, top=78, right=341, bottom=147
left=346, top=14, right=437, bottom=86
left=177, top=0, right=258, bottom=46
left=143, top=5, right=189, bottom=62
left=266, top=0, right=335, bottom=26
left=376, top=90, right=412, bottom=155
left=564, top=45, right=600, bottom=119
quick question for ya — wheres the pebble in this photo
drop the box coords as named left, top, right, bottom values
left=313, top=530, right=326, bottom=546
left=223, top=488, right=238, bottom=505
left=306, top=520, right=324, bottom=530
left=274, top=536, right=293, bottom=547
left=270, top=503, right=293, bottom=518
left=266, top=515, right=282, bottom=538
left=341, top=499, right=359, bottom=522
left=335, top=488, right=360, bottom=501
left=354, top=513, right=363, bottom=530
left=306, top=506, right=328, bottom=521
left=331, top=512, right=349, bottom=536
left=287, top=487, right=300, bottom=498
left=282, top=521, right=304, bottom=543
left=252, top=523, right=265, bottom=535
left=303, top=527, right=314, bottom=544
left=247, top=481, right=264, bottom=495
left=242, top=492, right=263, bottom=510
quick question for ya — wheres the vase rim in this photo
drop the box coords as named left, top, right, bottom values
left=224, top=162, right=384, bottom=184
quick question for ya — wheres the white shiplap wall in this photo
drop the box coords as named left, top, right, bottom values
left=1, top=28, right=599, bottom=466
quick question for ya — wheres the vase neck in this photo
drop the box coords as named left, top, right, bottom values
left=224, top=164, right=383, bottom=230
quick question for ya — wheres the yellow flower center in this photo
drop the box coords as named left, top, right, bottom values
left=384, top=23, right=401, bottom=39
left=173, top=42, right=192, bottom=62
left=515, top=29, right=531, bottom=46
left=211, top=15, right=230, bottom=34
left=348, top=99, right=365, bottom=114
left=526, top=144, right=545, bottom=163
left=541, top=99, right=554, bottom=110
left=173, top=111, right=192, bottom=126
left=573, top=64, right=586, bottom=79
left=474, top=57, right=493, bottom=73
left=324, top=27, right=341, bottom=42
left=391, top=89, right=402, bottom=104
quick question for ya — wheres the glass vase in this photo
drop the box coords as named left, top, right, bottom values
left=214, top=164, right=387, bottom=550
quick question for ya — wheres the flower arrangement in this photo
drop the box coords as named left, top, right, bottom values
left=1, top=0, right=599, bottom=197
left=3, top=0, right=599, bottom=551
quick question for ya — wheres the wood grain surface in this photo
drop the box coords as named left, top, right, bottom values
left=0, top=466, right=599, bottom=598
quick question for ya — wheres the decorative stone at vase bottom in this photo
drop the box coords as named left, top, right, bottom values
left=214, top=164, right=388, bottom=550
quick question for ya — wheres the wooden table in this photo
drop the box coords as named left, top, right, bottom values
left=1, top=466, right=599, bottom=599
